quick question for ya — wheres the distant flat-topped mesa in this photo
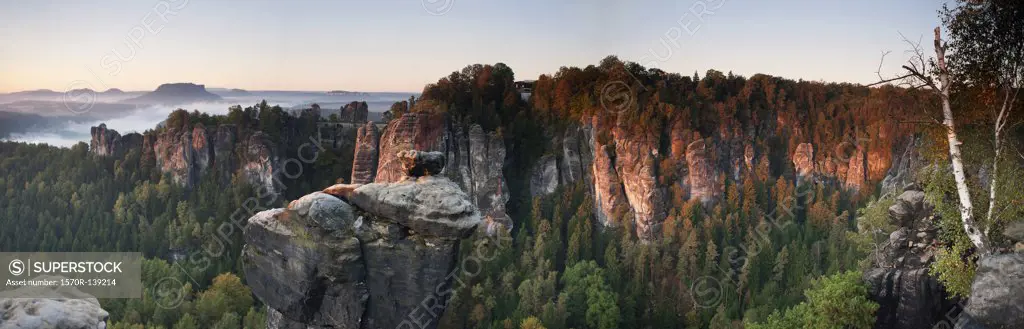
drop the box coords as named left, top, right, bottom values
left=123, top=83, right=222, bottom=105
left=243, top=151, right=481, bottom=329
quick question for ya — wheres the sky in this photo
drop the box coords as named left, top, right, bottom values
left=0, top=0, right=949, bottom=93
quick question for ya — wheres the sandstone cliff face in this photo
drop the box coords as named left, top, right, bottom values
left=370, top=113, right=511, bottom=233
left=90, top=124, right=143, bottom=158
left=153, top=126, right=197, bottom=187
left=240, top=132, right=279, bottom=195
left=881, top=136, right=925, bottom=197
left=469, top=126, right=512, bottom=234
left=793, top=143, right=815, bottom=180
left=213, top=125, right=237, bottom=183
left=612, top=126, right=663, bottom=240
left=339, top=101, right=369, bottom=123
left=89, top=123, right=121, bottom=156
left=845, top=147, right=867, bottom=191
left=531, top=155, right=559, bottom=196
left=375, top=113, right=447, bottom=183
left=686, top=140, right=720, bottom=204
left=560, top=126, right=592, bottom=186
left=590, top=130, right=627, bottom=228
left=351, top=122, right=380, bottom=184
left=91, top=123, right=278, bottom=193
left=243, top=153, right=480, bottom=329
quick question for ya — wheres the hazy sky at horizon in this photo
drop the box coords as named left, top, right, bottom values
left=0, top=0, right=947, bottom=93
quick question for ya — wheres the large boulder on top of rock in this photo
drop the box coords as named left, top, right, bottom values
left=398, top=150, right=445, bottom=178
left=955, top=253, right=1024, bottom=329
left=346, top=176, right=479, bottom=239
left=244, top=155, right=482, bottom=329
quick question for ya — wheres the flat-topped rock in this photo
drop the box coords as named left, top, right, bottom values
left=347, top=176, right=480, bottom=239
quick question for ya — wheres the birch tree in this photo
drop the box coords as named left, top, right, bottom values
left=942, top=0, right=1023, bottom=236
left=871, top=0, right=1023, bottom=255
left=870, top=27, right=992, bottom=255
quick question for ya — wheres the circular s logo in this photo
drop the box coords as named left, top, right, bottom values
left=9, top=259, right=25, bottom=276
left=422, top=0, right=454, bottom=15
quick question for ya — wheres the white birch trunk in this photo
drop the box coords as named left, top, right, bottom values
left=935, top=27, right=991, bottom=255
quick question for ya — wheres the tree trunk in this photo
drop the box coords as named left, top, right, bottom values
left=941, top=94, right=991, bottom=255
left=935, top=27, right=991, bottom=255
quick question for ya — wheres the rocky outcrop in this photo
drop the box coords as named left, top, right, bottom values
left=793, top=143, right=815, bottom=180
left=846, top=147, right=867, bottom=191
left=89, top=124, right=143, bottom=158
left=370, top=113, right=511, bottom=233
left=864, top=187, right=956, bottom=329
left=375, top=113, right=447, bottom=183
left=881, top=136, right=925, bottom=197
left=243, top=151, right=481, bottom=329
left=685, top=140, right=720, bottom=204
left=0, top=277, right=109, bottom=329
left=340, top=101, right=369, bottom=123
left=953, top=253, right=1024, bottom=329
left=213, top=125, right=237, bottom=182
left=613, top=126, right=663, bottom=240
left=591, top=132, right=627, bottom=227
left=531, top=155, right=559, bottom=196
left=240, top=132, right=279, bottom=195
left=89, top=123, right=121, bottom=156
left=530, top=126, right=594, bottom=197
left=560, top=126, right=592, bottom=186
left=153, top=126, right=197, bottom=187
left=91, top=123, right=278, bottom=193
left=351, top=122, right=380, bottom=184
left=191, top=125, right=211, bottom=175
left=468, top=126, right=511, bottom=234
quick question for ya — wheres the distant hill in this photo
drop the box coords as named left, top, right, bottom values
left=326, top=90, right=371, bottom=97
left=208, top=87, right=252, bottom=97
left=123, top=83, right=222, bottom=105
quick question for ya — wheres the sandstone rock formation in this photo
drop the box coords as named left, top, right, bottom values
left=953, top=253, right=1024, bottom=329
left=591, top=135, right=627, bottom=227
left=881, top=136, right=925, bottom=197
left=374, top=113, right=447, bottom=183
left=531, top=155, right=559, bottom=196
left=339, top=101, right=369, bottom=123
left=89, top=124, right=143, bottom=158
left=845, top=147, right=867, bottom=191
left=91, top=123, right=279, bottom=193
left=351, top=122, right=380, bottom=184
left=89, top=123, right=120, bottom=157
left=686, top=139, right=720, bottom=204
left=213, top=125, right=238, bottom=183
left=239, top=131, right=279, bottom=194
left=243, top=152, right=481, bottom=329
left=560, top=126, right=592, bottom=186
left=370, top=113, right=511, bottom=233
left=529, top=126, right=593, bottom=198
left=864, top=187, right=956, bottom=329
left=612, top=127, right=663, bottom=240
left=792, top=142, right=815, bottom=180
